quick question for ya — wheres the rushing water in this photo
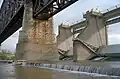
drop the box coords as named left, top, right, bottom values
left=0, top=63, right=120, bottom=79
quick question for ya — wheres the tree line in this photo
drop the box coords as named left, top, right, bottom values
left=0, top=49, right=15, bottom=60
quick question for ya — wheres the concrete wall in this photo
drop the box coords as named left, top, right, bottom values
left=57, top=24, right=72, bottom=45
left=73, top=41, right=91, bottom=61
left=57, top=24, right=73, bottom=56
left=16, top=42, right=58, bottom=61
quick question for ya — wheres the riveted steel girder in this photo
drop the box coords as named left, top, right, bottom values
left=0, top=0, right=78, bottom=43
left=0, top=0, right=24, bottom=44
left=32, top=0, right=78, bottom=20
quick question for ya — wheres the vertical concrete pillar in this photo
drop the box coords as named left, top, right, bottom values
left=73, top=41, right=77, bottom=62
left=79, top=11, right=108, bottom=47
left=57, top=24, right=72, bottom=45
left=0, top=44, right=1, bottom=53
left=57, top=24, right=73, bottom=56
left=16, top=1, right=58, bottom=61
left=73, top=11, right=108, bottom=60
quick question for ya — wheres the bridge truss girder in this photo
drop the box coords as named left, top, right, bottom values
left=32, top=0, right=78, bottom=20
left=0, top=0, right=78, bottom=44
left=0, top=0, right=24, bottom=44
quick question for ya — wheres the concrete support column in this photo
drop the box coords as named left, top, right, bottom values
left=16, top=1, right=58, bottom=61
left=73, top=11, right=108, bottom=61
left=57, top=24, right=72, bottom=45
left=73, top=41, right=77, bottom=62
left=0, top=44, right=1, bottom=52
left=80, top=11, right=108, bottom=47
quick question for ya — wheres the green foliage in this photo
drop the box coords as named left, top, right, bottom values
left=0, top=53, right=7, bottom=60
left=0, top=49, right=16, bottom=60
left=10, top=55, right=16, bottom=60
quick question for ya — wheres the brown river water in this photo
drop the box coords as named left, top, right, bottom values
left=0, top=63, right=120, bottom=79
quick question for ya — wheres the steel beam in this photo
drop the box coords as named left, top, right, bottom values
left=103, top=6, right=120, bottom=20
left=106, top=17, right=120, bottom=25
left=0, top=0, right=24, bottom=44
left=0, top=0, right=24, bottom=33
left=33, top=0, right=78, bottom=20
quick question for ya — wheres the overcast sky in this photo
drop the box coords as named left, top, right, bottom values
left=0, top=0, right=120, bottom=52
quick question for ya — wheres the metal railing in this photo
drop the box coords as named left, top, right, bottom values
left=102, top=4, right=120, bottom=13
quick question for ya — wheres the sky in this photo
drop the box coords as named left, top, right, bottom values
left=0, top=0, right=120, bottom=52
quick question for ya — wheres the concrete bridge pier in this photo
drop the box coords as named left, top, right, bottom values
left=16, top=1, right=58, bottom=61
left=73, top=11, right=108, bottom=61
left=0, top=44, right=1, bottom=52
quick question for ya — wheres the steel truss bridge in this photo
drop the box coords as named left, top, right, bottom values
left=0, top=0, right=78, bottom=44
left=0, top=0, right=120, bottom=44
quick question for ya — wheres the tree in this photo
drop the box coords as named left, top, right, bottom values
left=0, top=49, right=16, bottom=60
left=0, top=53, right=7, bottom=60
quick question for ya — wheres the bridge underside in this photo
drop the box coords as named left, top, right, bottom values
left=32, top=0, right=78, bottom=20
left=0, top=6, right=24, bottom=44
left=0, top=0, right=78, bottom=44
left=0, top=0, right=24, bottom=44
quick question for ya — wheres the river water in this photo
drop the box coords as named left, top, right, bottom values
left=0, top=63, right=120, bottom=79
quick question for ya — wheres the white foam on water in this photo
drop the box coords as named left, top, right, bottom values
left=22, top=63, right=120, bottom=78
left=34, top=66, right=120, bottom=78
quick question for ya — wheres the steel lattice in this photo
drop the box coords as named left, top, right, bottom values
left=0, top=0, right=78, bottom=43
left=0, top=0, right=24, bottom=43
left=32, top=0, right=78, bottom=20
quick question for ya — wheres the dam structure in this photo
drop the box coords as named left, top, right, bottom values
left=57, top=5, right=120, bottom=61
left=0, top=0, right=120, bottom=61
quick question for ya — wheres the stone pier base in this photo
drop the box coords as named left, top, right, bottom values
left=16, top=42, right=58, bottom=61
